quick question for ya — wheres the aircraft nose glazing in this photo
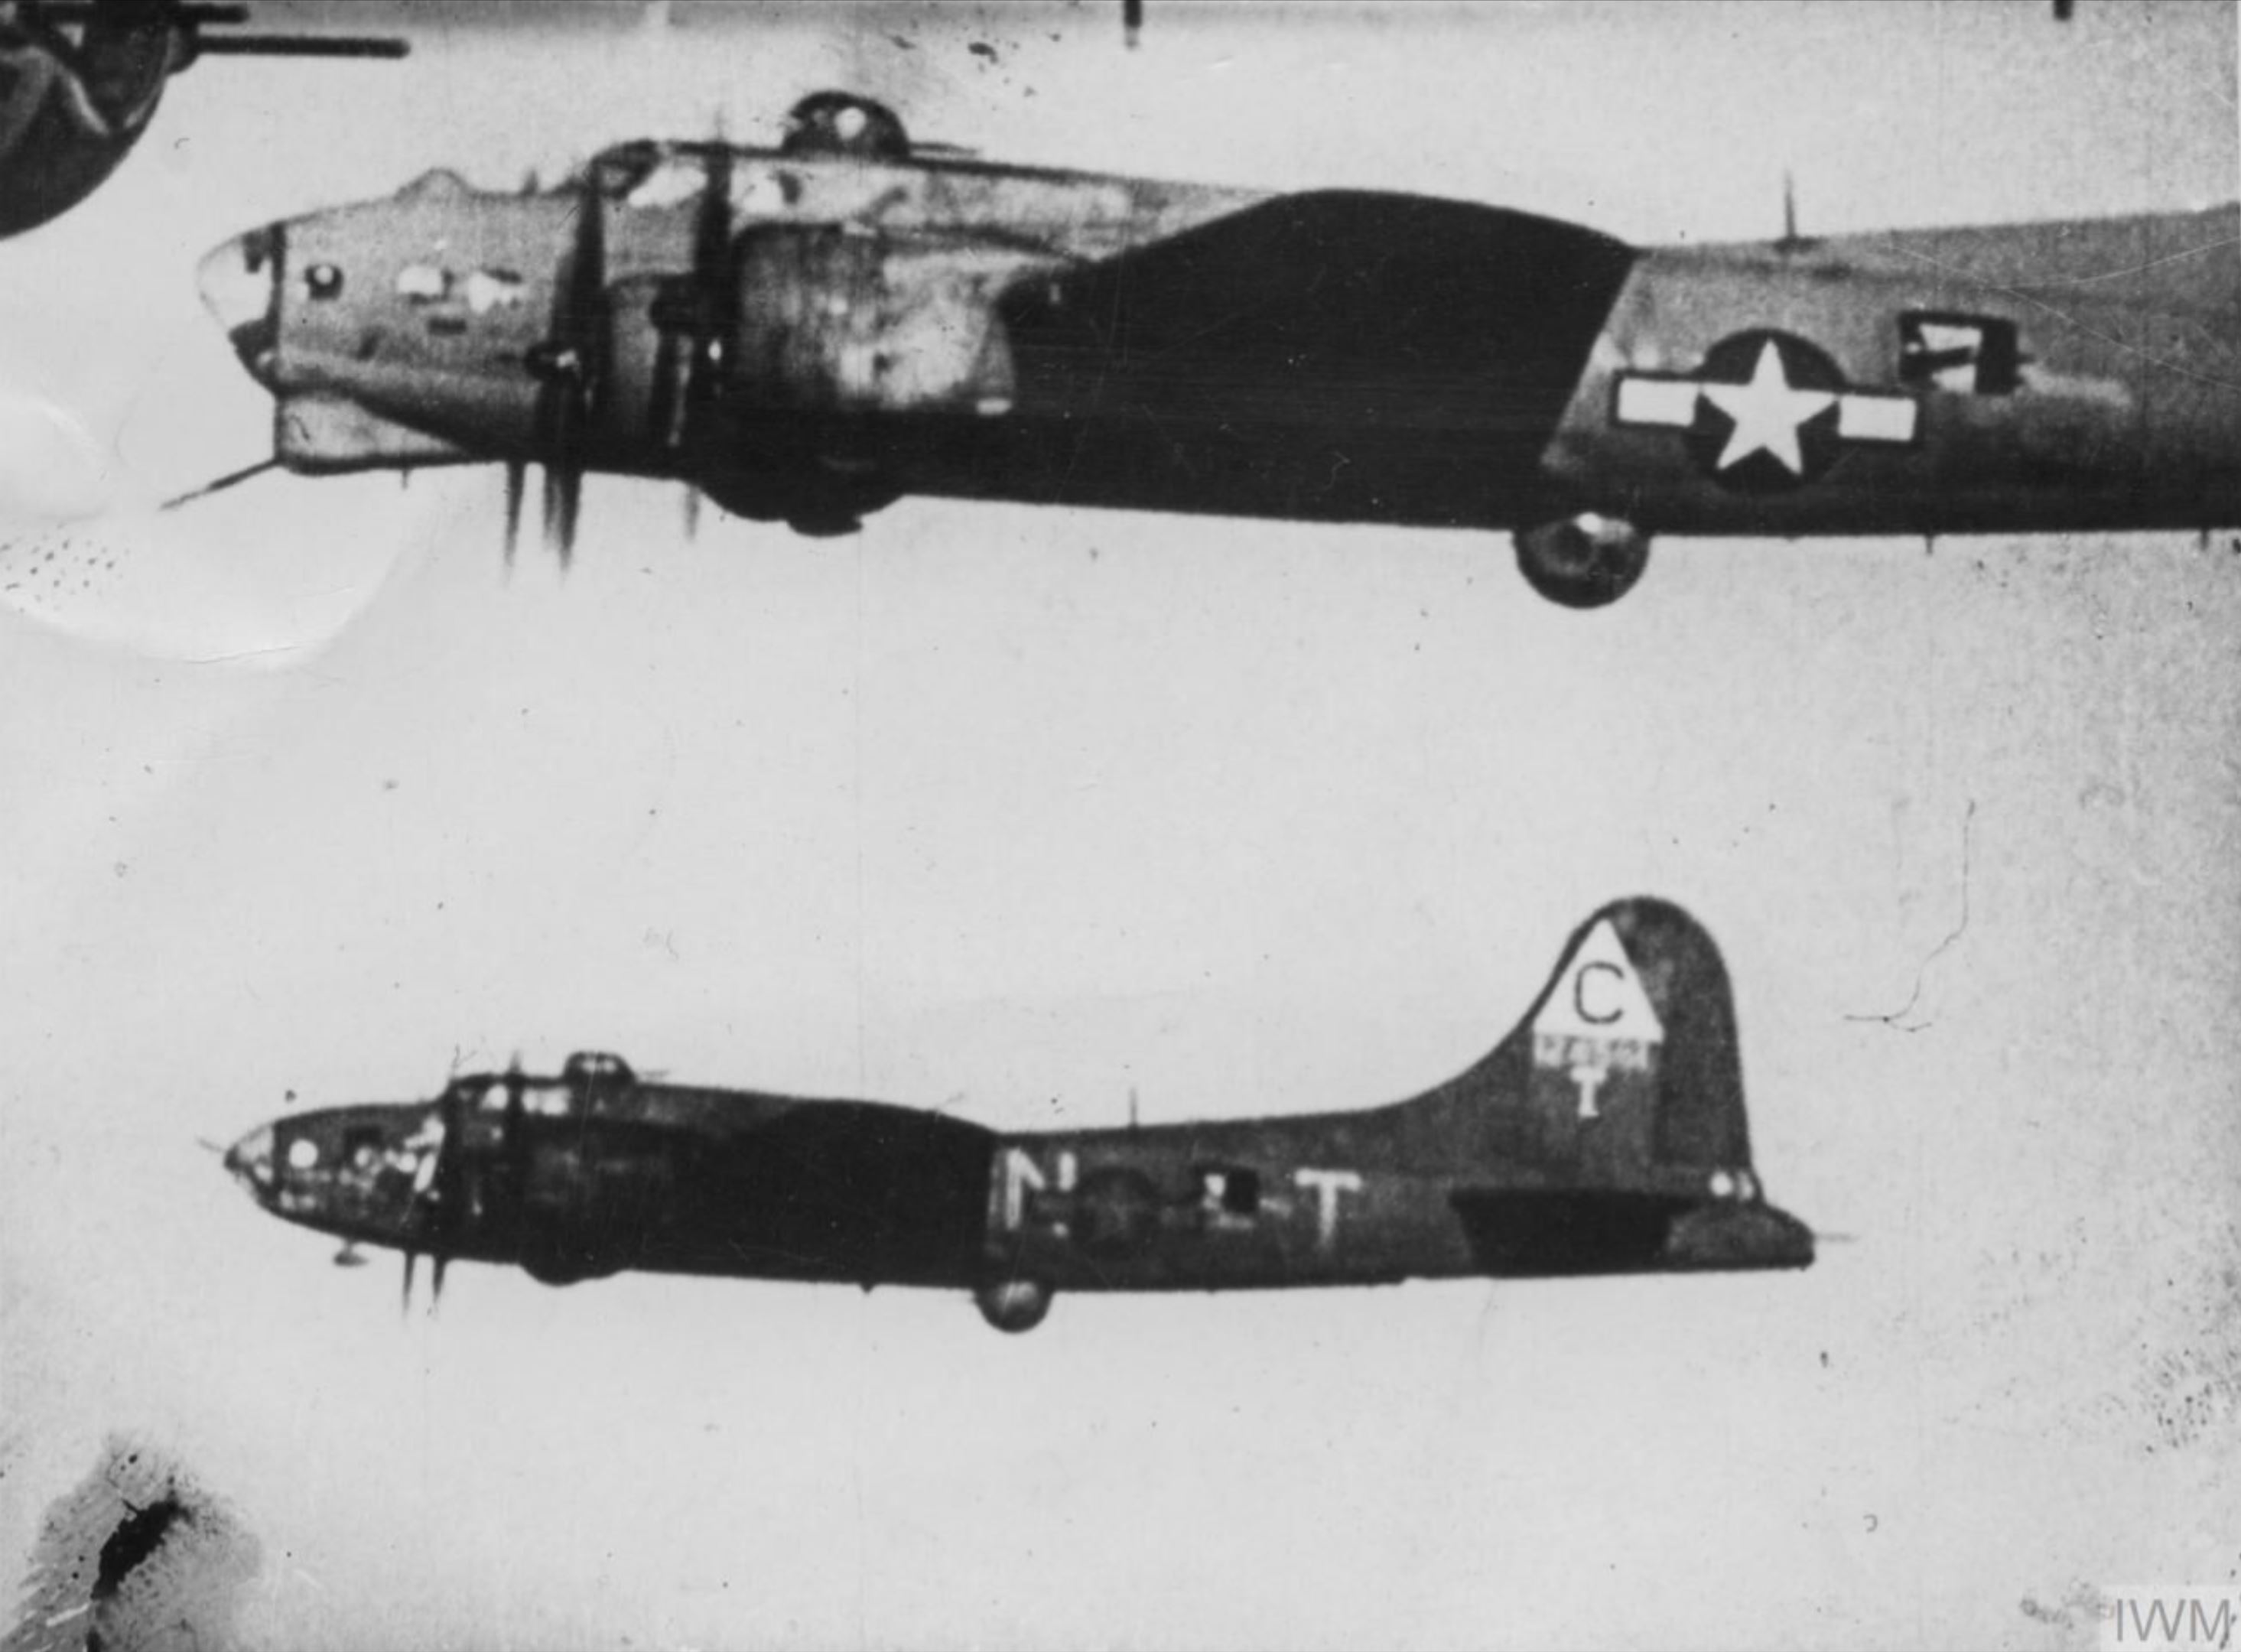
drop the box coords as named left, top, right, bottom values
left=197, top=226, right=281, bottom=380
left=223, top=1123, right=276, bottom=1198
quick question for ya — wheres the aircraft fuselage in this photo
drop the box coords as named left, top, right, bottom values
left=222, top=901, right=1814, bottom=1331
left=197, top=112, right=2240, bottom=603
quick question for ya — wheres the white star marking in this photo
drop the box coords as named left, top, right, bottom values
left=1698, top=340, right=1836, bottom=474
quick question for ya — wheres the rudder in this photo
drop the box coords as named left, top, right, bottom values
left=1394, top=898, right=1758, bottom=1193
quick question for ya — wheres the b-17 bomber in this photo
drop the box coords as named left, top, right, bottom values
left=220, top=899, right=1814, bottom=1332
left=190, top=90, right=2239, bottom=606
left=0, top=0, right=405, bottom=239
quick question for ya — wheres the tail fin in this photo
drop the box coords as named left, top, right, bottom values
left=1392, top=899, right=1745, bottom=1182
left=1402, top=898, right=1811, bottom=1274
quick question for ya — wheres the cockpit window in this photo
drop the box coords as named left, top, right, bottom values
left=304, top=262, right=344, bottom=301
left=521, top=1082, right=573, bottom=1117
left=589, top=141, right=665, bottom=199
left=464, top=1076, right=574, bottom=1116
left=587, top=141, right=714, bottom=208
left=623, top=154, right=707, bottom=210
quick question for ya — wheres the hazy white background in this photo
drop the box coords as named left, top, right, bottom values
left=2, top=3, right=2236, bottom=1647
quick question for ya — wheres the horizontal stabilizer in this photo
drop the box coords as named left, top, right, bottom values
left=1449, top=1189, right=1812, bottom=1277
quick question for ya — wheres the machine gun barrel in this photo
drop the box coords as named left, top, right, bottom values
left=37, top=2, right=249, bottom=21
left=190, top=34, right=410, bottom=58
left=34, top=3, right=406, bottom=58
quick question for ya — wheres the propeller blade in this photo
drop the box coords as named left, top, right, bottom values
left=421, top=1076, right=472, bottom=1312
left=683, top=485, right=702, bottom=541
left=693, top=141, right=733, bottom=278
left=543, top=459, right=581, bottom=567
left=401, top=1249, right=417, bottom=1313
left=525, top=169, right=607, bottom=571
left=503, top=460, right=525, bottom=567
left=672, top=139, right=736, bottom=475
left=190, top=34, right=411, bottom=60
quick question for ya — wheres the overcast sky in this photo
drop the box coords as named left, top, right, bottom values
left=2, top=4, right=2236, bottom=1649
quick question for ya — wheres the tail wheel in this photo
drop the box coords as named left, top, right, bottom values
left=1514, top=514, right=1651, bottom=609
left=975, top=1276, right=1053, bottom=1333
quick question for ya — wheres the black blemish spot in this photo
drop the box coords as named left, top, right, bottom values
left=11, top=1435, right=260, bottom=1652
left=968, top=39, right=998, bottom=61
left=91, top=1496, right=187, bottom=1602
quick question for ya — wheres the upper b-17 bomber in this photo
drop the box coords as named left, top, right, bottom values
left=190, top=91, right=2239, bottom=606
left=0, top=0, right=405, bottom=239
left=220, top=899, right=1814, bottom=1332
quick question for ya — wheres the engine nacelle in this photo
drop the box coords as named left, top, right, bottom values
left=678, top=224, right=1024, bottom=534
left=723, top=226, right=1016, bottom=419
left=698, top=450, right=903, bottom=538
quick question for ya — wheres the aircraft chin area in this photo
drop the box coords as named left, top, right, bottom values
left=221, top=899, right=1815, bottom=1333
left=184, top=90, right=2239, bottom=607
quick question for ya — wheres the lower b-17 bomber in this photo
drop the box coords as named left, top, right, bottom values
left=190, top=91, right=2239, bottom=606
left=220, top=899, right=1813, bottom=1332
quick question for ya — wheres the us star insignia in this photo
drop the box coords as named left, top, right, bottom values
left=1613, top=328, right=1919, bottom=494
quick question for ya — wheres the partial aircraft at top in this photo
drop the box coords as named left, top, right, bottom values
left=0, top=0, right=404, bottom=239
left=219, top=899, right=1814, bottom=1332
left=187, top=90, right=2239, bottom=606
